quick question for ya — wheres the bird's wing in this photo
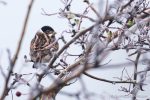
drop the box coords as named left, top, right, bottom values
left=30, top=32, right=50, bottom=50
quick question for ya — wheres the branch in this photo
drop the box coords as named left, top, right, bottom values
left=41, top=9, right=96, bottom=22
left=120, top=0, right=134, bottom=12
left=31, top=58, right=84, bottom=99
left=0, top=0, right=34, bottom=99
left=36, top=23, right=97, bottom=82
left=83, top=72, right=136, bottom=84
left=48, top=23, right=96, bottom=68
left=132, top=52, right=141, bottom=100
left=84, top=1, right=101, bottom=18
left=124, top=17, right=150, bottom=36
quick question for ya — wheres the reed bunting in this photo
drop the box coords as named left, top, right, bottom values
left=30, top=26, right=59, bottom=68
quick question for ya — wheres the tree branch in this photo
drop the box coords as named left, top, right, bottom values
left=0, top=0, right=34, bottom=99
left=83, top=72, right=137, bottom=84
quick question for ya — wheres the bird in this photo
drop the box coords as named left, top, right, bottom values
left=30, top=26, right=59, bottom=68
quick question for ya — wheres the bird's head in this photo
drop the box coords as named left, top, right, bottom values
left=41, top=26, right=55, bottom=34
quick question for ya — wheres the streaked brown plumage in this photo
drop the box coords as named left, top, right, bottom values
left=30, top=26, right=59, bottom=67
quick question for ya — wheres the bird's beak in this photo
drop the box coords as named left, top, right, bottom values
left=52, top=31, right=57, bottom=34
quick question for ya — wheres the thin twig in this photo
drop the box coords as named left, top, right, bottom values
left=84, top=1, right=101, bottom=18
left=83, top=72, right=136, bottom=84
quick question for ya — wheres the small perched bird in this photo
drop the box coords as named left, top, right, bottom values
left=30, top=26, right=59, bottom=68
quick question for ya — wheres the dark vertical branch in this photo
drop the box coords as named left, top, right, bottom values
left=132, top=52, right=141, bottom=100
left=133, top=52, right=141, bottom=87
left=12, top=0, right=34, bottom=67
left=0, top=0, right=34, bottom=99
